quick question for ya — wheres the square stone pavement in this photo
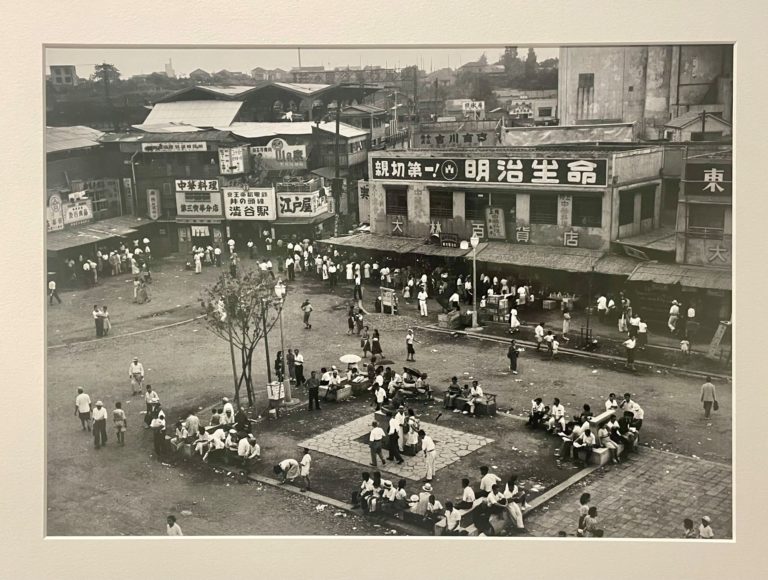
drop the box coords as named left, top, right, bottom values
left=298, top=413, right=494, bottom=480
left=523, top=449, right=732, bottom=539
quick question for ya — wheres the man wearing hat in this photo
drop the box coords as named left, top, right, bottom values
left=237, top=433, right=261, bottom=471
left=222, top=397, right=235, bottom=418
left=668, top=300, right=681, bottom=333
left=698, top=516, right=714, bottom=539
left=387, top=413, right=404, bottom=464
left=92, top=400, right=109, bottom=449
left=128, top=357, right=145, bottom=396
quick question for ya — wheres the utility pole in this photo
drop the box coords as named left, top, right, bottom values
left=297, top=47, right=302, bottom=68
left=413, top=64, right=418, bottom=124
left=333, top=98, right=341, bottom=236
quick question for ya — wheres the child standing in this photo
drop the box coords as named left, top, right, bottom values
left=300, top=448, right=312, bottom=492
left=113, top=402, right=127, bottom=446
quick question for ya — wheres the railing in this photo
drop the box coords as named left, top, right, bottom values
left=686, top=226, right=725, bottom=240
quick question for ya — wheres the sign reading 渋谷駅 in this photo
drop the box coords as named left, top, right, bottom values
left=222, top=187, right=276, bottom=221
left=372, top=157, right=608, bottom=187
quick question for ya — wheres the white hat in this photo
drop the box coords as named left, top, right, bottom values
left=409, top=494, right=419, bottom=503
left=143, top=238, right=150, bottom=244
left=222, top=397, right=229, bottom=402
left=422, top=483, right=433, bottom=492
left=702, top=516, right=711, bottom=523
left=95, top=401, right=103, bottom=406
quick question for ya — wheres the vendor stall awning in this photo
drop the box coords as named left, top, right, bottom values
left=320, top=232, right=421, bottom=254
left=627, top=261, right=731, bottom=291
left=475, top=241, right=603, bottom=273
left=46, top=216, right=148, bottom=252
left=274, top=211, right=335, bottom=226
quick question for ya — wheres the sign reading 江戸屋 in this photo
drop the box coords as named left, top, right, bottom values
left=222, top=187, right=276, bottom=221
left=684, top=161, right=732, bottom=195
left=250, top=139, right=307, bottom=170
left=276, top=191, right=329, bottom=218
left=175, top=179, right=220, bottom=193
left=47, top=193, right=64, bottom=232
left=372, top=157, right=608, bottom=187
left=141, top=142, right=208, bottom=153
left=63, top=199, right=93, bottom=225
left=175, top=190, right=223, bottom=218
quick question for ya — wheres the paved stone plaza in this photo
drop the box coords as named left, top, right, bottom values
left=298, top=413, right=494, bottom=479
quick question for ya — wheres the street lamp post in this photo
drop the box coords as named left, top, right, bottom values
left=469, top=233, right=482, bottom=331
left=274, top=281, right=291, bottom=403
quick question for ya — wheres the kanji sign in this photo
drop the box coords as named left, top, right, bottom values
left=146, top=189, right=160, bottom=220
left=563, top=230, right=580, bottom=247
left=358, top=180, right=371, bottom=224
left=175, top=191, right=223, bottom=218
left=684, top=161, right=732, bottom=195
left=515, top=226, right=531, bottom=244
left=62, top=199, right=93, bottom=225
left=250, top=139, right=307, bottom=170
left=372, top=157, right=608, bottom=187
left=486, top=207, right=506, bottom=239
left=223, top=187, right=276, bottom=221
left=218, top=146, right=250, bottom=175
left=141, top=142, right=208, bottom=153
left=175, top=179, right=220, bottom=192
left=462, top=100, right=485, bottom=113
left=558, top=195, right=572, bottom=226
left=276, top=191, right=328, bottom=218
left=707, top=243, right=729, bottom=263
left=47, top=193, right=64, bottom=232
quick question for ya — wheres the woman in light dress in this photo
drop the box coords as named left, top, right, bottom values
left=509, top=308, right=521, bottom=334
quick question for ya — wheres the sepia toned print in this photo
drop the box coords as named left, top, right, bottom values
left=45, top=44, right=732, bottom=538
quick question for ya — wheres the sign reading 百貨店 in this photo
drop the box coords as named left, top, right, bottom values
left=222, top=187, right=276, bottom=221
left=371, top=157, right=608, bottom=187
left=63, top=199, right=93, bottom=225
left=141, top=142, right=208, bottom=153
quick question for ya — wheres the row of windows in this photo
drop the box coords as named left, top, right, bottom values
left=385, top=187, right=661, bottom=228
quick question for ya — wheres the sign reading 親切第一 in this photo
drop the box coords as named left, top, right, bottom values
left=371, top=157, right=608, bottom=187
left=222, top=187, right=276, bottom=221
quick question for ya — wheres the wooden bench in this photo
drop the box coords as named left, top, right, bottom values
left=442, top=394, right=497, bottom=416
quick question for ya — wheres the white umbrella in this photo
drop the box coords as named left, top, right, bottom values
left=339, top=354, right=361, bottom=364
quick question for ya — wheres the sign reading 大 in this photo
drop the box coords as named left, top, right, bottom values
left=371, top=157, right=608, bottom=187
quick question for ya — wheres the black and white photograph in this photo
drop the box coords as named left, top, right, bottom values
left=41, top=41, right=738, bottom=541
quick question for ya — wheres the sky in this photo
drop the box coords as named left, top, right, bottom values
left=45, top=46, right=559, bottom=78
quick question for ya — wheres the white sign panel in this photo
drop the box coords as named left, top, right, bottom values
left=462, top=100, right=485, bottom=112
left=175, top=190, right=223, bottom=218
left=175, top=179, right=220, bottom=192
left=357, top=180, right=371, bottom=223
left=218, top=146, right=249, bottom=175
left=277, top=191, right=329, bottom=218
left=250, top=138, right=308, bottom=170
left=146, top=189, right=160, bottom=220
left=141, top=141, right=208, bottom=153
left=63, top=199, right=94, bottom=225
left=222, top=187, right=276, bottom=221
left=47, top=193, right=64, bottom=232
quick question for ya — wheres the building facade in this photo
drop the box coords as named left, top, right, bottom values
left=50, top=65, right=79, bottom=86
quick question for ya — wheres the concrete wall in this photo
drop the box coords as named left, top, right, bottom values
left=675, top=203, right=732, bottom=266
left=614, top=182, right=661, bottom=239
left=613, top=149, right=664, bottom=183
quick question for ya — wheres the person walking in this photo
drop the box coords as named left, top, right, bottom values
left=417, top=288, right=429, bottom=317
left=534, top=322, right=545, bottom=351
left=301, top=299, right=313, bottom=329
left=129, top=357, right=145, bottom=396
left=701, top=376, right=718, bottom=419
left=293, top=349, right=305, bottom=387
left=507, top=340, right=520, bottom=375
left=420, top=429, right=436, bottom=482
left=92, top=401, right=109, bottom=449
left=286, top=348, right=296, bottom=384
left=369, top=421, right=386, bottom=467
left=93, top=305, right=105, bottom=337
left=194, top=252, right=202, bottom=274
left=113, top=401, right=127, bottom=446
left=668, top=300, right=680, bottom=333
left=562, top=310, right=571, bottom=342
left=370, top=329, right=383, bottom=363
left=360, top=326, right=371, bottom=358
left=101, top=306, right=111, bottom=336
left=306, top=370, right=321, bottom=411
left=48, top=279, right=62, bottom=305
left=508, top=307, right=520, bottom=334
left=74, top=387, right=92, bottom=431
left=623, top=336, right=637, bottom=370
left=405, top=328, right=418, bottom=362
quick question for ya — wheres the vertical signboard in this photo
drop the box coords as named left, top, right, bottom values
left=485, top=207, right=506, bottom=239
left=46, top=193, right=64, bottom=232
left=146, top=188, right=160, bottom=220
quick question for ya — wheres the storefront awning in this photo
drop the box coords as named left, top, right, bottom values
left=175, top=217, right=224, bottom=224
left=320, top=232, right=421, bottom=254
left=627, top=261, right=731, bottom=291
left=475, top=241, right=603, bottom=273
left=46, top=216, right=148, bottom=252
left=274, top=211, right=335, bottom=226
left=593, top=254, right=642, bottom=276
left=410, top=240, right=479, bottom=258
left=615, top=227, right=676, bottom=253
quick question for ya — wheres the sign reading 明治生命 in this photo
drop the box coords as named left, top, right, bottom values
left=371, top=157, right=608, bottom=187
left=222, top=187, right=276, bottom=221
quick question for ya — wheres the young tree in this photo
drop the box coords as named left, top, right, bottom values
left=200, top=268, right=281, bottom=408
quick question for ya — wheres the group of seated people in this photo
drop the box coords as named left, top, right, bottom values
left=368, top=365, right=433, bottom=411
left=350, top=466, right=531, bottom=536
left=527, top=392, right=644, bottom=465
left=167, top=397, right=261, bottom=471
left=444, top=377, right=485, bottom=416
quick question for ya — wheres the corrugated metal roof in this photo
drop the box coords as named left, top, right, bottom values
left=664, top=111, right=732, bottom=129
left=627, top=262, right=731, bottom=291
left=132, top=123, right=204, bottom=133
left=46, top=216, right=149, bottom=252
left=476, top=241, right=603, bottom=272
left=316, top=121, right=369, bottom=139
left=143, top=101, right=243, bottom=127
left=320, top=233, right=421, bottom=254
left=46, top=126, right=104, bottom=154
left=616, top=227, right=677, bottom=252
left=342, top=104, right=387, bottom=116
left=203, top=85, right=256, bottom=97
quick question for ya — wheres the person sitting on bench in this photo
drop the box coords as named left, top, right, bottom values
left=558, top=415, right=584, bottom=459
left=234, top=409, right=251, bottom=435
left=192, top=425, right=211, bottom=457
left=170, top=420, right=189, bottom=452
left=579, top=404, right=594, bottom=424
left=478, top=466, right=502, bottom=498
left=605, top=414, right=620, bottom=432
left=352, top=472, right=375, bottom=512
left=322, top=367, right=342, bottom=401
left=598, top=424, right=620, bottom=464
left=443, top=501, right=462, bottom=536
left=456, top=478, right=476, bottom=509
left=484, top=484, right=506, bottom=514
left=463, top=381, right=483, bottom=416
left=528, top=398, right=546, bottom=427
left=445, top=377, right=462, bottom=409
left=203, top=427, right=226, bottom=463
left=237, top=434, right=260, bottom=470
left=225, top=429, right=240, bottom=463
left=617, top=412, right=639, bottom=455
left=423, top=495, right=444, bottom=525
left=546, top=398, right=566, bottom=433
left=572, top=428, right=596, bottom=465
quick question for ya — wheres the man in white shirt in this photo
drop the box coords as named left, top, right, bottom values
left=620, top=393, right=644, bottom=429
left=420, top=429, right=436, bottom=482
left=546, top=397, right=566, bottom=432
left=534, top=323, right=545, bottom=351
left=369, top=421, right=386, bottom=467
left=623, top=336, right=637, bottom=369
left=299, top=448, right=312, bottom=492
left=457, top=478, right=476, bottom=509
left=374, top=383, right=387, bottom=411
left=237, top=434, right=261, bottom=469
left=221, top=397, right=235, bottom=418
left=184, top=412, right=200, bottom=437
left=417, top=289, right=429, bottom=317
left=387, top=415, right=404, bottom=464
left=48, top=279, right=62, bottom=305
left=204, top=428, right=227, bottom=462
left=128, top=357, right=145, bottom=396
left=92, top=401, right=109, bottom=449
left=144, top=385, right=160, bottom=428
left=213, top=246, right=222, bottom=267
left=166, top=515, right=183, bottom=536
left=596, top=294, right=607, bottom=321
left=464, top=381, right=484, bottom=416
left=448, top=290, right=460, bottom=312
left=605, top=393, right=620, bottom=413
left=573, top=428, right=596, bottom=464
left=74, top=387, right=92, bottom=431
left=668, top=300, right=680, bottom=333
left=227, top=238, right=235, bottom=255
left=478, top=465, right=502, bottom=498
left=444, top=502, right=462, bottom=535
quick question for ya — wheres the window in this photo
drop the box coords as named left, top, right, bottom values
left=619, top=190, right=635, bottom=226
left=429, top=190, right=453, bottom=219
left=571, top=196, right=602, bottom=227
left=466, top=192, right=490, bottom=220
left=640, top=188, right=655, bottom=220
left=385, top=187, right=408, bottom=215
left=688, top=205, right=725, bottom=238
left=538, top=107, right=553, bottom=117
left=530, top=195, right=558, bottom=225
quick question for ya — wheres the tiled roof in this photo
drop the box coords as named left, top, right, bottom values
left=46, top=126, right=104, bottom=154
